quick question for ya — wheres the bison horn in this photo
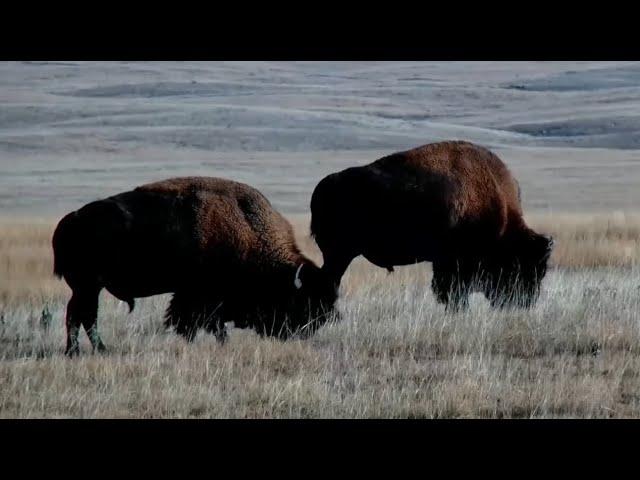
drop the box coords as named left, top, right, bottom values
left=546, top=235, right=555, bottom=251
left=294, top=264, right=304, bottom=289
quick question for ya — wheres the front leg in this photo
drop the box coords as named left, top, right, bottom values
left=320, top=248, right=357, bottom=292
left=65, top=287, right=101, bottom=356
left=431, top=261, right=470, bottom=312
left=204, top=317, right=228, bottom=344
left=200, top=301, right=227, bottom=344
left=165, top=293, right=200, bottom=342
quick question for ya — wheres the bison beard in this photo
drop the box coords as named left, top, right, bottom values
left=310, top=140, right=554, bottom=311
left=52, top=177, right=337, bottom=356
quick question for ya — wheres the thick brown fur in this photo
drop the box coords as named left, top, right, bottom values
left=310, top=141, right=554, bottom=310
left=52, top=177, right=337, bottom=356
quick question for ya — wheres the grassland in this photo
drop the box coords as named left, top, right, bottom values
left=1, top=212, right=639, bottom=418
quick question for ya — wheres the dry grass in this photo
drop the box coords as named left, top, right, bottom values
left=528, top=212, right=640, bottom=269
left=1, top=212, right=640, bottom=418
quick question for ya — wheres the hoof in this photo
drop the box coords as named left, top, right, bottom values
left=65, top=346, right=80, bottom=358
left=215, top=326, right=228, bottom=344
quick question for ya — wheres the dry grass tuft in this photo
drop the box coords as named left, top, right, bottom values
left=0, top=221, right=67, bottom=306
left=528, top=212, right=640, bottom=268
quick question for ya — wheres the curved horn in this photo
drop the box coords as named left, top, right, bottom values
left=546, top=235, right=555, bottom=251
left=294, top=264, right=303, bottom=289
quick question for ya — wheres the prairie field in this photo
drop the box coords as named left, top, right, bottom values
left=1, top=213, right=640, bottom=418
left=2, top=61, right=640, bottom=418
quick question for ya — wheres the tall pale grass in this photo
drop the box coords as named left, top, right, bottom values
left=1, top=212, right=639, bottom=418
left=528, top=212, right=640, bottom=268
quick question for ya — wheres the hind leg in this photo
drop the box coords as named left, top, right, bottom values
left=65, top=295, right=81, bottom=357
left=431, top=261, right=470, bottom=312
left=82, top=294, right=106, bottom=353
left=65, top=287, right=101, bottom=356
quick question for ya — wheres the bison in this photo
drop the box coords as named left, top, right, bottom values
left=310, top=141, right=554, bottom=311
left=52, top=177, right=337, bottom=356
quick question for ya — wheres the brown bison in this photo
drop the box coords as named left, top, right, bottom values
left=52, top=177, right=337, bottom=356
left=310, top=141, right=554, bottom=310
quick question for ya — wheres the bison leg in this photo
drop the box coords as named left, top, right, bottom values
left=165, top=293, right=205, bottom=342
left=81, top=288, right=106, bottom=353
left=83, top=314, right=106, bottom=354
left=215, top=323, right=228, bottom=344
left=321, top=249, right=357, bottom=290
left=431, top=262, right=470, bottom=312
left=64, top=297, right=81, bottom=357
left=65, top=287, right=101, bottom=356
left=204, top=318, right=228, bottom=344
left=201, top=302, right=227, bottom=344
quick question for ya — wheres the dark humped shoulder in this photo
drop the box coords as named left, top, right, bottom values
left=135, top=176, right=275, bottom=217
left=150, top=176, right=304, bottom=266
left=235, top=188, right=304, bottom=265
left=373, top=141, right=508, bottom=176
left=376, top=141, right=488, bottom=163
left=136, top=176, right=267, bottom=200
left=404, top=140, right=491, bottom=156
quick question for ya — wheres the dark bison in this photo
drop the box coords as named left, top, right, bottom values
left=52, top=177, right=337, bottom=356
left=310, top=141, right=554, bottom=310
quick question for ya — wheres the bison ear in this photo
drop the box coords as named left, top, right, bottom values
left=294, top=264, right=304, bottom=289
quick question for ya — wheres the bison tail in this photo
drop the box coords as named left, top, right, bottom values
left=309, top=216, right=318, bottom=240
left=309, top=172, right=341, bottom=241
left=52, top=211, right=78, bottom=279
left=309, top=187, right=325, bottom=240
left=309, top=195, right=332, bottom=244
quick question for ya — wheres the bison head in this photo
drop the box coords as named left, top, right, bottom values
left=482, top=231, right=554, bottom=309
left=288, top=262, right=339, bottom=335
left=254, top=261, right=338, bottom=340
